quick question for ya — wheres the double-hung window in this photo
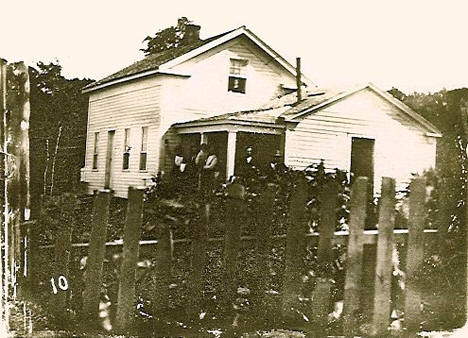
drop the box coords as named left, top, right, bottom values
left=92, top=132, right=99, bottom=170
left=140, top=127, right=148, bottom=171
left=123, top=128, right=130, bottom=170
left=228, top=58, right=248, bottom=94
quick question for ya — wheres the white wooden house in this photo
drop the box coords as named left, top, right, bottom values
left=81, top=25, right=441, bottom=198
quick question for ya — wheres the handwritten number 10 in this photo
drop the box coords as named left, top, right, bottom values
left=51, top=276, right=68, bottom=294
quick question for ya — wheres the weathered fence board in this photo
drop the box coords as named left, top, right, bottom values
left=153, top=212, right=173, bottom=322
left=253, top=184, right=275, bottom=320
left=342, top=176, right=368, bottom=336
left=311, top=180, right=339, bottom=334
left=82, top=190, right=111, bottom=324
left=52, top=219, right=72, bottom=320
left=188, top=200, right=209, bottom=317
left=281, top=175, right=308, bottom=320
left=115, top=187, right=144, bottom=332
left=404, top=177, right=426, bottom=333
left=223, top=183, right=245, bottom=311
left=372, top=177, right=396, bottom=336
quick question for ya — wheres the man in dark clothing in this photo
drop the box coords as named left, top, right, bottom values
left=266, top=150, right=287, bottom=182
left=238, top=146, right=258, bottom=181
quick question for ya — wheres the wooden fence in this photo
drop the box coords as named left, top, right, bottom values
left=31, top=175, right=438, bottom=336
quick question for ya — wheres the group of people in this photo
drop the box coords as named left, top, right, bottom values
left=168, top=142, right=219, bottom=197
left=237, top=146, right=288, bottom=183
left=167, top=141, right=288, bottom=197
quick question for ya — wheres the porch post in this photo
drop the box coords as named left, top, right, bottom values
left=226, top=131, right=237, bottom=180
left=200, top=132, right=207, bottom=144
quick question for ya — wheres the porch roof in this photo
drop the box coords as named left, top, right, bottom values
left=172, top=106, right=290, bottom=130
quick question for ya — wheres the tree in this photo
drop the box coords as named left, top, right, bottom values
left=389, top=87, right=468, bottom=327
left=140, top=17, right=200, bottom=56
left=29, top=62, right=93, bottom=209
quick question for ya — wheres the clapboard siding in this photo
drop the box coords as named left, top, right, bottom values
left=285, top=88, right=437, bottom=193
left=82, top=77, right=162, bottom=197
left=165, top=37, right=297, bottom=125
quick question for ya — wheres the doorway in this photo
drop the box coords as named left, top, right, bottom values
left=104, top=130, right=115, bottom=189
left=350, top=137, right=375, bottom=196
left=235, top=132, right=281, bottom=174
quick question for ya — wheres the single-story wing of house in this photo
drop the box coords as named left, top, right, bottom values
left=80, top=24, right=441, bottom=198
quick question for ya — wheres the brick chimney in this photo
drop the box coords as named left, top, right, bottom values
left=184, top=24, right=201, bottom=42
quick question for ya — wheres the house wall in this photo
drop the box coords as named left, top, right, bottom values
left=82, top=35, right=300, bottom=197
left=164, top=36, right=297, bottom=126
left=81, top=76, right=163, bottom=198
left=158, top=36, right=298, bottom=174
left=284, top=88, right=438, bottom=193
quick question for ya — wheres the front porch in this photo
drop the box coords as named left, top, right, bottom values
left=173, top=117, right=285, bottom=180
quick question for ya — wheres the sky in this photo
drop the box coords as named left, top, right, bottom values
left=1, top=0, right=468, bottom=94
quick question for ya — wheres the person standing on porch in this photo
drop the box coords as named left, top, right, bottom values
left=185, top=144, right=199, bottom=192
left=266, top=149, right=287, bottom=181
left=195, top=143, right=209, bottom=190
left=239, top=146, right=258, bottom=178
left=172, top=145, right=186, bottom=176
left=201, top=144, right=219, bottom=201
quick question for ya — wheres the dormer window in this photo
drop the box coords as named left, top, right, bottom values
left=228, top=58, right=248, bottom=94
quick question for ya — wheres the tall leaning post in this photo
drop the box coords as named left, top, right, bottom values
left=222, top=183, right=245, bottom=312
left=115, top=187, right=145, bottom=333
left=82, top=189, right=111, bottom=325
left=371, top=177, right=396, bottom=336
left=404, top=176, right=426, bottom=334
left=152, top=204, right=173, bottom=330
left=342, top=176, right=368, bottom=337
left=281, top=175, right=308, bottom=322
left=253, top=183, right=275, bottom=322
left=310, top=180, right=339, bottom=335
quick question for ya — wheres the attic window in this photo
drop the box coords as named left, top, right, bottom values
left=228, top=59, right=248, bottom=94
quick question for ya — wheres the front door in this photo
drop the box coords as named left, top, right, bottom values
left=350, top=137, right=375, bottom=196
left=104, top=130, right=115, bottom=189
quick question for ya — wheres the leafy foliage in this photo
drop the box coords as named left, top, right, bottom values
left=141, top=17, right=200, bottom=56
left=29, top=62, right=93, bottom=210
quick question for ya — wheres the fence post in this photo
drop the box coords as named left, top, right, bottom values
left=310, top=180, right=339, bottom=334
left=51, top=219, right=72, bottom=322
left=222, top=183, right=245, bottom=311
left=115, top=187, right=144, bottom=333
left=281, top=175, right=308, bottom=322
left=252, top=183, right=275, bottom=322
left=82, top=190, right=111, bottom=324
left=404, top=177, right=426, bottom=333
left=342, top=176, right=368, bottom=336
left=153, top=209, right=173, bottom=328
left=187, top=201, right=210, bottom=318
left=371, top=177, right=396, bottom=336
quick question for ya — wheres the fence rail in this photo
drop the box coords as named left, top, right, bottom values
left=37, top=228, right=439, bottom=250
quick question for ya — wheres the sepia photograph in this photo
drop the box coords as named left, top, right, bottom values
left=1, top=0, right=468, bottom=336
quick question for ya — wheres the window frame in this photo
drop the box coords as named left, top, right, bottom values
left=122, top=128, right=131, bottom=171
left=228, top=58, right=248, bottom=94
left=139, top=126, right=148, bottom=171
left=92, top=132, right=99, bottom=170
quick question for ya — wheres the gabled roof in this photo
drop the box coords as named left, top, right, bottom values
left=173, top=83, right=442, bottom=137
left=83, top=26, right=314, bottom=93
left=282, top=83, right=442, bottom=137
